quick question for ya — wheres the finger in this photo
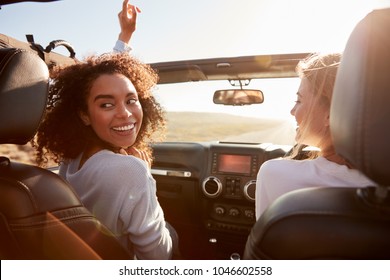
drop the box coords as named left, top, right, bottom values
left=128, top=147, right=151, bottom=166
left=126, top=146, right=140, bottom=157
left=140, top=150, right=148, bottom=161
left=128, top=4, right=139, bottom=21
left=119, top=148, right=128, bottom=155
left=122, top=0, right=129, bottom=13
left=118, top=0, right=128, bottom=18
left=142, top=151, right=152, bottom=167
left=139, top=150, right=151, bottom=167
left=126, top=1, right=141, bottom=13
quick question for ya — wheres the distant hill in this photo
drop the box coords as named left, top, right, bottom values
left=165, top=111, right=296, bottom=144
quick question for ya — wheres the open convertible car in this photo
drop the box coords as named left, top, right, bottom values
left=1, top=0, right=390, bottom=260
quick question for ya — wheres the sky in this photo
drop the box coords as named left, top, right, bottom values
left=2, top=0, right=390, bottom=63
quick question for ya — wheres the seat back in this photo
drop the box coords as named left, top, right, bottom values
left=243, top=8, right=390, bottom=260
left=331, top=9, right=390, bottom=187
left=0, top=48, right=131, bottom=259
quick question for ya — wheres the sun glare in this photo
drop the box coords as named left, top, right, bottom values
left=191, top=0, right=388, bottom=59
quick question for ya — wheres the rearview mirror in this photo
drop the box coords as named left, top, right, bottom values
left=213, top=89, right=264, bottom=105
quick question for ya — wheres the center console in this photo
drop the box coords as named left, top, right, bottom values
left=202, top=152, right=258, bottom=202
left=200, top=145, right=261, bottom=255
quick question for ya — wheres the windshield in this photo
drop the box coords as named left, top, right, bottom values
left=2, top=0, right=390, bottom=165
left=155, top=77, right=299, bottom=145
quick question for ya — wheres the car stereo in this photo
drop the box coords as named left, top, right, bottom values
left=211, top=153, right=258, bottom=177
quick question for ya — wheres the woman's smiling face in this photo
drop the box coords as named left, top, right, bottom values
left=80, top=73, right=143, bottom=149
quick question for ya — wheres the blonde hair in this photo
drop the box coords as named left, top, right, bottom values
left=288, top=53, right=341, bottom=159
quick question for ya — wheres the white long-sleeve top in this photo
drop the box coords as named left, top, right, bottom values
left=255, top=156, right=376, bottom=220
left=59, top=150, right=173, bottom=260
left=113, top=40, right=132, bottom=53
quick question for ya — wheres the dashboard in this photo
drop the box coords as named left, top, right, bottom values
left=151, top=141, right=291, bottom=259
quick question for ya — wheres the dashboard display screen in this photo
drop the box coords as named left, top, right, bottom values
left=218, top=154, right=251, bottom=175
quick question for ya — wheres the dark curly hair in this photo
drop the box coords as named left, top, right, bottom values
left=33, top=52, right=166, bottom=167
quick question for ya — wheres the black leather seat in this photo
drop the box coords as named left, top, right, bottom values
left=243, top=8, right=390, bottom=260
left=0, top=48, right=132, bottom=259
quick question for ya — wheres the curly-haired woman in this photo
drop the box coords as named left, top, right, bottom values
left=33, top=52, right=174, bottom=260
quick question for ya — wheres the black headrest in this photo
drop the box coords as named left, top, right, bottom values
left=331, top=8, right=390, bottom=186
left=0, top=48, right=49, bottom=145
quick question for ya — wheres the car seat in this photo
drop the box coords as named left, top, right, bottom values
left=243, top=8, right=390, bottom=259
left=0, top=48, right=132, bottom=259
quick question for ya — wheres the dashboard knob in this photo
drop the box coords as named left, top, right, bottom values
left=244, top=209, right=255, bottom=219
left=243, top=180, right=256, bottom=202
left=229, top=208, right=240, bottom=217
left=202, top=176, right=223, bottom=198
left=215, top=206, right=225, bottom=215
